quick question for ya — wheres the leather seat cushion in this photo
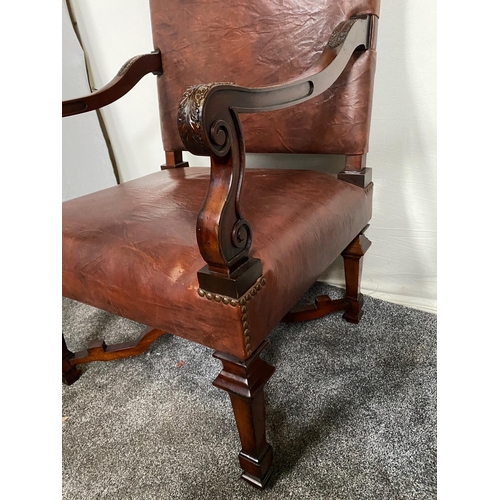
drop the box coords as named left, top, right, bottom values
left=63, top=167, right=372, bottom=358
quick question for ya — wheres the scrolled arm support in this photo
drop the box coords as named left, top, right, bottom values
left=178, top=82, right=251, bottom=276
left=62, top=50, right=163, bottom=117
left=177, top=15, right=373, bottom=285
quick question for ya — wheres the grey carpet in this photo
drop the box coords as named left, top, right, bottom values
left=62, top=282, right=437, bottom=500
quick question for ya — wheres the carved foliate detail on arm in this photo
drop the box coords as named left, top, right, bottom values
left=178, top=82, right=236, bottom=156
left=328, top=19, right=357, bottom=49
left=117, top=55, right=143, bottom=76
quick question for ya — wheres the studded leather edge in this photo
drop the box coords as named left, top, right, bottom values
left=197, top=276, right=267, bottom=356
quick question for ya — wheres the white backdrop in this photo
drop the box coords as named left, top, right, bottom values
left=62, top=1, right=117, bottom=201
left=65, top=0, right=437, bottom=313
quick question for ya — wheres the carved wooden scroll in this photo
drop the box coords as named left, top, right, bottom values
left=177, top=16, right=373, bottom=296
left=178, top=82, right=250, bottom=276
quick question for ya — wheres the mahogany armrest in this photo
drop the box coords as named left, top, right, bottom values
left=177, top=16, right=374, bottom=293
left=62, top=50, right=162, bottom=117
left=178, top=16, right=373, bottom=154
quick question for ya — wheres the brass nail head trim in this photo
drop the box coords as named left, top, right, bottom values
left=197, top=276, right=268, bottom=358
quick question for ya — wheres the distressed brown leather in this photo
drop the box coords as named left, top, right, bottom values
left=63, top=168, right=372, bottom=359
left=150, top=0, right=379, bottom=155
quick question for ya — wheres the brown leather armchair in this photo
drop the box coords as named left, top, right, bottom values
left=62, top=0, right=380, bottom=489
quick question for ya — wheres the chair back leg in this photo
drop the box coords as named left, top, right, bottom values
left=341, top=227, right=372, bottom=323
left=62, top=335, right=81, bottom=385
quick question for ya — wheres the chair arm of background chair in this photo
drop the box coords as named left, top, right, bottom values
left=177, top=16, right=373, bottom=292
left=62, top=50, right=163, bottom=117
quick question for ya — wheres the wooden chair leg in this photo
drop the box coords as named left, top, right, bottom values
left=161, top=151, right=189, bottom=169
left=213, top=340, right=275, bottom=489
left=341, top=227, right=372, bottom=323
left=282, top=227, right=372, bottom=324
left=62, top=335, right=81, bottom=385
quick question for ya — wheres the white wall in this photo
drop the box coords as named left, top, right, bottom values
left=62, top=1, right=117, bottom=200
left=66, top=0, right=164, bottom=182
left=321, top=0, right=437, bottom=313
left=65, top=0, right=436, bottom=313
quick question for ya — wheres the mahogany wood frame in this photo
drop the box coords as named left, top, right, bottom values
left=177, top=15, right=375, bottom=297
left=62, top=327, right=167, bottom=385
left=62, top=15, right=376, bottom=490
left=62, top=50, right=163, bottom=117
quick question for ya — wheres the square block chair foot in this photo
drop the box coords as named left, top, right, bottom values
left=342, top=294, right=365, bottom=323
left=239, top=444, right=274, bottom=489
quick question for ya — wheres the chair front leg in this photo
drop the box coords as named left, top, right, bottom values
left=341, top=227, right=372, bottom=323
left=213, top=340, right=275, bottom=489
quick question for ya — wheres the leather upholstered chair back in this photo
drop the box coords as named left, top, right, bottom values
left=149, top=0, right=380, bottom=155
